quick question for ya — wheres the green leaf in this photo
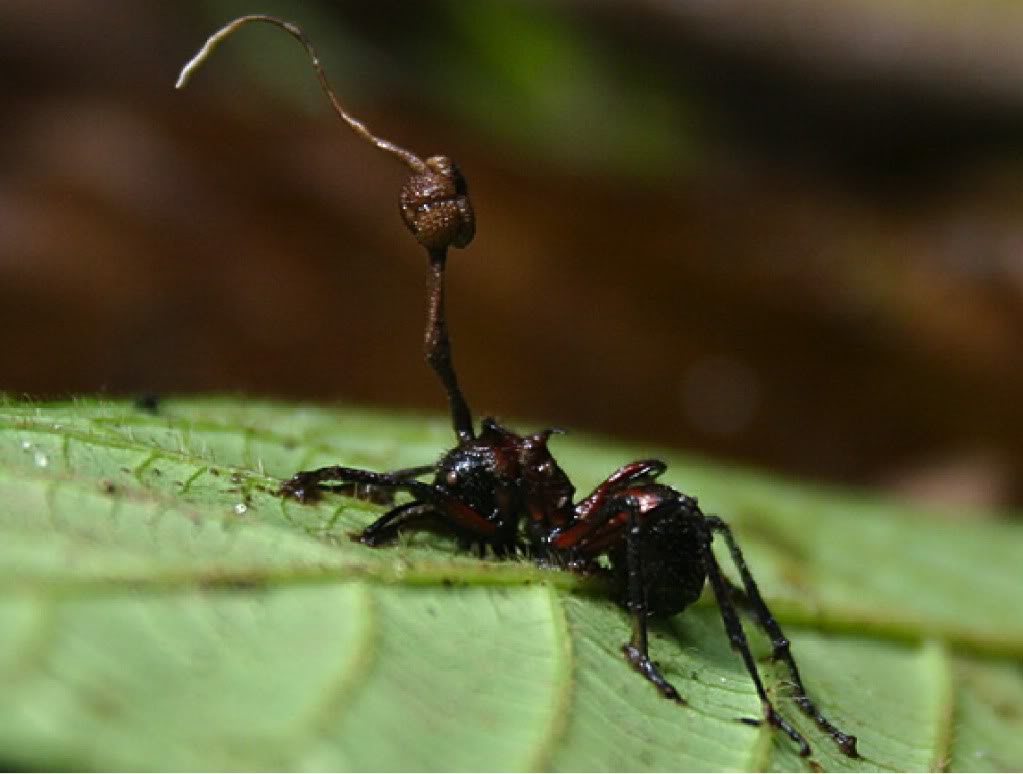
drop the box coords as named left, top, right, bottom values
left=0, top=397, right=1020, bottom=772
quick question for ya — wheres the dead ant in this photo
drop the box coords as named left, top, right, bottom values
left=178, top=15, right=859, bottom=759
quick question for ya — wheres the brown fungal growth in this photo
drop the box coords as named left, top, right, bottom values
left=176, top=13, right=476, bottom=440
left=400, top=156, right=475, bottom=252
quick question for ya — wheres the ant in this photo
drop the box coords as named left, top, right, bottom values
left=178, top=15, right=859, bottom=760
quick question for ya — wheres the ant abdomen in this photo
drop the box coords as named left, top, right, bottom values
left=400, top=156, right=475, bottom=251
left=611, top=493, right=708, bottom=616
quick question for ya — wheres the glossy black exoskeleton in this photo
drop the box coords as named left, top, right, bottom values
left=284, top=415, right=857, bottom=758
left=179, top=15, right=859, bottom=760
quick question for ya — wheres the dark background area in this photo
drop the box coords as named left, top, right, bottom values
left=2, top=0, right=1021, bottom=512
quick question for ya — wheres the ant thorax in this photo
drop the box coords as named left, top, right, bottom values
left=434, top=418, right=576, bottom=547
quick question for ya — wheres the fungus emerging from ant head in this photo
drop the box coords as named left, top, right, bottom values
left=177, top=16, right=859, bottom=760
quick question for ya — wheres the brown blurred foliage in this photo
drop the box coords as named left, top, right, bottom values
left=1, top=1, right=1021, bottom=511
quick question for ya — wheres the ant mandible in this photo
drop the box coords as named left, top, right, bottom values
left=178, top=15, right=859, bottom=760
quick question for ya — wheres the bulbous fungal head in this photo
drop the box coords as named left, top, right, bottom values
left=400, top=155, right=475, bottom=251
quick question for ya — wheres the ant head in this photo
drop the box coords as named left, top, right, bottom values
left=400, top=156, right=475, bottom=251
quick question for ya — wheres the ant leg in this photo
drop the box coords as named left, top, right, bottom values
left=317, top=462, right=433, bottom=505
left=282, top=465, right=500, bottom=539
left=547, top=462, right=667, bottom=553
left=425, top=248, right=474, bottom=443
left=379, top=464, right=436, bottom=479
left=359, top=502, right=436, bottom=546
left=706, top=517, right=859, bottom=758
left=621, top=500, right=685, bottom=704
left=361, top=502, right=515, bottom=558
left=318, top=464, right=436, bottom=504
left=280, top=465, right=414, bottom=503
left=701, top=531, right=812, bottom=757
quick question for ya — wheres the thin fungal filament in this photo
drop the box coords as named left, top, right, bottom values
left=175, top=14, right=427, bottom=174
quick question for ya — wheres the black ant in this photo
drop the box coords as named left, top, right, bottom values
left=178, top=15, right=859, bottom=760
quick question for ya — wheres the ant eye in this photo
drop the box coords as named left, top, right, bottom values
left=538, top=461, right=554, bottom=477
left=446, top=470, right=459, bottom=487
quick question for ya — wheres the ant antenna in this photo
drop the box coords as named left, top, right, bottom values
left=176, top=15, right=477, bottom=443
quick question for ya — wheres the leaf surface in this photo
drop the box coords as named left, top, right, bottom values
left=0, top=398, right=1020, bottom=772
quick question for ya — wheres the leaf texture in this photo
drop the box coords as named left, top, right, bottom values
left=0, top=397, right=1020, bottom=772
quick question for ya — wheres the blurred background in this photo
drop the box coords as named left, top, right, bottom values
left=1, top=0, right=1021, bottom=512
